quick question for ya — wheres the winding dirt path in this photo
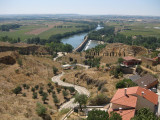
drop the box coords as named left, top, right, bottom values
left=52, top=72, right=90, bottom=111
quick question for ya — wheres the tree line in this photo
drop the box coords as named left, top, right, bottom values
left=88, top=25, right=160, bottom=50
left=0, top=24, right=21, bottom=31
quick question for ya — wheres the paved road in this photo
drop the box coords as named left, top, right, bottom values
left=52, top=72, right=90, bottom=111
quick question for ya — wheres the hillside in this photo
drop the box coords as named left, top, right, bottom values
left=0, top=51, right=67, bottom=120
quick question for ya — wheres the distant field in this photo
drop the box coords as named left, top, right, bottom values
left=106, top=21, right=160, bottom=38
left=0, top=20, right=85, bottom=40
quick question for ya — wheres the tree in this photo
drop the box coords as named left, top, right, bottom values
left=53, top=66, right=58, bottom=75
left=56, top=88, right=61, bottom=93
left=26, top=85, right=30, bottom=91
left=109, top=112, right=122, bottom=120
left=50, top=85, right=54, bottom=90
left=31, top=87, right=35, bottom=92
left=74, top=94, right=88, bottom=111
left=48, top=83, right=52, bottom=87
left=116, top=79, right=137, bottom=89
left=13, top=86, right=22, bottom=96
left=87, top=109, right=109, bottom=120
left=62, top=90, right=69, bottom=98
left=42, top=92, right=48, bottom=104
left=118, top=58, right=124, bottom=64
left=42, top=95, right=47, bottom=104
left=68, top=87, right=75, bottom=93
left=54, top=97, right=59, bottom=104
left=23, top=84, right=27, bottom=89
left=47, top=89, right=52, bottom=94
left=39, top=89, right=43, bottom=95
left=35, top=85, right=39, bottom=90
left=131, top=108, right=159, bottom=120
left=36, top=102, right=47, bottom=116
left=33, top=92, right=38, bottom=99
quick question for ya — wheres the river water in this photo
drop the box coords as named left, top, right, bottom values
left=61, top=25, right=103, bottom=51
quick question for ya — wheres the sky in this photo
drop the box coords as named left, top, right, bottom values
left=0, top=0, right=160, bottom=16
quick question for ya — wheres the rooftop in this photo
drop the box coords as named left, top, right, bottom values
left=134, top=74, right=158, bottom=88
left=123, top=56, right=137, bottom=61
left=129, top=74, right=141, bottom=82
left=111, top=86, right=158, bottom=105
left=109, top=108, right=135, bottom=120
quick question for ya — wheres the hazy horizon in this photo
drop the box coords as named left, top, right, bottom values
left=0, top=0, right=160, bottom=16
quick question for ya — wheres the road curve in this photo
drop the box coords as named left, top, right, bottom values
left=52, top=72, right=90, bottom=111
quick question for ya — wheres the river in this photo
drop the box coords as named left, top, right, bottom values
left=61, top=25, right=103, bottom=51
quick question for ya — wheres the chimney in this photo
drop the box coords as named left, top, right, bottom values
left=124, top=88, right=127, bottom=96
left=141, top=91, right=145, bottom=97
left=144, top=85, right=147, bottom=89
left=119, top=107, right=122, bottom=113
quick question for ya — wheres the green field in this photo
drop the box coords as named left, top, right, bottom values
left=0, top=20, right=85, bottom=41
left=106, top=21, right=160, bottom=38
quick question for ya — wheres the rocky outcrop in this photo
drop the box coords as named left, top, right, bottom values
left=87, top=43, right=148, bottom=57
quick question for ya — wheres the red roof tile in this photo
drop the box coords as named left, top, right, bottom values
left=111, top=95, right=137, bottom=108
left=111, top=86, right=158, bottom=105
left=136, top=87, right=158, bottom=105
left=123, top=56, right=137, bottom=61
left=109, top=108, right=135, bottom=120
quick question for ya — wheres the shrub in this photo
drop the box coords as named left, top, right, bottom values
left=87, top=109, right=109, bottom=120
left=56, top=88, right=61, bottom=93
left=50, top=85, right=54, bottom=90
left=33, top=92, right=38, bottom=99
left=62, top=90, right=69, bottom=98
left=39, top=89, right=43, bottom=95
left=23, top=84, right=27, bottom=89
left=54, top=97, right=59, bottom=104
left=26, top=85, right=30, bottom=91
left=22, top=93, right=26, bottom=97
left=101, top=87, right=108, bottom=93
left=13, top=86, right=22, bottom=96
left=47, top=89, right=52, bottom=94
left=52, top=94, right=57, bottom=99
left=17, top=58, right=22, bottom=67
left=89, top=94, right=110, bottom=106
left=55, top=82, right=58, bottom=87
left=117, top=58, right=124, bottom=64
left=52, top=91, right=55, bottom=95
left=116, top=79, right=137, bottom=89
left=42, top=93, right=48, bottom=104
left=63, top=78, right=66, bottom=82
left=68, top=87, right=75, bottom=93
left=53, top=66, right=58, bottom=75
left=31, top=87, right=35, bottom=92
left=36, top=102, right=47, bottom=116
left=42, top=92, right=48, bottom=98
left=106, top=64, right=110, bottom=67
left=48, top=83, right=52, bottom=87
left=35, top=85, right=39, bottom=90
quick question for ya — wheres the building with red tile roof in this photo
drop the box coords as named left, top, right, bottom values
left=123, top=56, right=141, bottom=67
left=109, top=86, right=158, bottom=120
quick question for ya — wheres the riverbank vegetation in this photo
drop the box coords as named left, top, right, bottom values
left=88, top=25, right=160, bottom=50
